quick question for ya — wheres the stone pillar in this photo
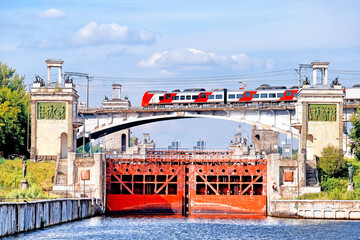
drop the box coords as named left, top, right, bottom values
left=313, top=68, right=317, bottom=86
left=30, top=100, right=37, bottom=159
left=68, top=152, right=76, bottom=185
left=301, top=102, right=308, bottom=154
left=267, top=154, right=281, bottom=201
left=47, top=66, right=51, bottom=85
left=297, top=153, right=306, bottom=187
left=324, top=67, right=328, bottom=85
left=67, top=102, right=73, bottom=152
left=93, top=153, right=105, bottom=199
left=58, top=67, right=62, bottom=84
left=338, top=102, right=344, bottom=153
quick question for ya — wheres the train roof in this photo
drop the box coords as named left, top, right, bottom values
left=147, top=90, right=167, bottom=94
left=255, top=84, right=287, bottom=90
left=183, top=88, right=206, bottom=92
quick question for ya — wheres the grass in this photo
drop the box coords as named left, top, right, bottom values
left=298, top=158, right=360, bottom=200
left=0, top=158, right=59, bottom=199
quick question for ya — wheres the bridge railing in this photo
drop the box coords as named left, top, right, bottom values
left=81, top=101, right=298, bottom=112
left=106, top=153, right=267, bottom=163
left=75, top=152, right=94, bottom=158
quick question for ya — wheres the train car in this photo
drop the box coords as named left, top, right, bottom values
left=141, top=84, right=360, bottom=107
left=141, top=85, right=299, bottom=107
left=344, top=84, right=360, bottom=103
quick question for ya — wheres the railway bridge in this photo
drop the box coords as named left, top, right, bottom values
left=28, top=59, right=359, bottom=215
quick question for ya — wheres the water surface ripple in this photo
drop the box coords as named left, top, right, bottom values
left=4, top=216, right=360, bottom=240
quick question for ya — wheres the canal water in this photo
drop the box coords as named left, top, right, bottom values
left=4, top=216, right=360, bottom=239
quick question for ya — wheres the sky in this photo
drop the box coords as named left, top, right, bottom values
left=1, top=0, right=360, bottom=149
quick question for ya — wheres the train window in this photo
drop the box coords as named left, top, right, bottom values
left=200, top=93, right=207, bottom=98
left=253, top=94, right=259, bottom=98
left=286, top=91, right=292, bottom=97
left=277, top=93, right=284, bottom=98
left=172, top=96, right=179, bottom=100
left=229, top=94, right=235, bottom=99
left=294, top=93, right=298, bottom=97
left=269, top=93, right=276, bottom=98
left=165, top=94, right=171, bottom=100
left=216, top=95, right=222, bottom=99
left=237, top=94, right=243, bottom=98
left=159, top=96, right=164, bottom=101
left=245, top=92, right=251, bottom=98
left=180, top=96, right=185, bottom=100
left=208, top=95, right=214, bottom=99
left=261, top=93, right=268, bottom=98
left=186, top=95, right=191, bottom=100
left=192, top=95, right=198, bottom=100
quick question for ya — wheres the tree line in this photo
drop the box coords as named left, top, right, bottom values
left=0, top=62, right=29, bottom=157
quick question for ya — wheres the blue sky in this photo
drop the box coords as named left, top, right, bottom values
left=1, top=0, right=360, bottom=148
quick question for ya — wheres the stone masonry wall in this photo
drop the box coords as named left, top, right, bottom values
left=269, top=200, right=360, bottom=219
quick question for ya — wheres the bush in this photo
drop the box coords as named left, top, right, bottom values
left=6, top=184, right=46, bottom=199
left=320, top=177, right=347, bottom=191
left=318, top=145, right=347, bottom=178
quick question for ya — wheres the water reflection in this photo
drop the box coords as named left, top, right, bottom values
left=4, top=216, right=360, bottom=240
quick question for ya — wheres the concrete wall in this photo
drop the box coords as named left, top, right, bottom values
left=0, top=198, right=101, bottom=237
left=269, top=200, right=360, bottom=219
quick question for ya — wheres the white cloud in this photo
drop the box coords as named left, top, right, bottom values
left=139, top=48, right=272, bottom=73
left=266, top=58, right=276, bottom=71
left=71, top=22, right=155, bottom=46
left=38, top=8, right=66, bottom=19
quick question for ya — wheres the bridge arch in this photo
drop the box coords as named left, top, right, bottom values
left=78, top=110, right=299, bottom=147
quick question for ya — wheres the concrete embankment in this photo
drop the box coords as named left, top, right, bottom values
left=269, top=200, right=360, bottom=219
left=0, top=198, right=102, bottom=237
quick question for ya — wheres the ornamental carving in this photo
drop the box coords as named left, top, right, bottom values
left=37, top=102, right=66, bottom=120
left=74, top=159, right=95, bottom=167
left=308, top=104, right=336, bottom=122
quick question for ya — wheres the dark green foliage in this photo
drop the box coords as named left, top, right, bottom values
left=320, top=177, right=347, bottom=191
left=0, top=62, right=29, bottom=157
left=349, top=112, right=360, bottom=160
left=318, top=145, right=347, bottom=178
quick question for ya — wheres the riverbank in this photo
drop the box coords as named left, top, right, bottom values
left=0, top=198, right=102, bottom=237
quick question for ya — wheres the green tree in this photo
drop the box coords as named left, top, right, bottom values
left=349, top=111, right=360, bottom=160
left=0, top=62, right=29, bottom=157
left=318, top=145, right=346, bottom=178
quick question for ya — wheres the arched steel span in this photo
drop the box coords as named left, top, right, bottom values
left=77, top=107, right=299, bottom=147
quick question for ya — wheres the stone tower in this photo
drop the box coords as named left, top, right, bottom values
left=30, top=59, right=83, bottom=161
left=295, top=61, right=344, bottom=187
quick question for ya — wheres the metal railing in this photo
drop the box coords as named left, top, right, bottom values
left=75, top=152, right=94, bottom=159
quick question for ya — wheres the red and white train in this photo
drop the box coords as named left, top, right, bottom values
left=141, top=84, right=360, bottom=107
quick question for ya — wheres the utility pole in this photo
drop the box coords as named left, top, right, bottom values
left=64, top=72, right=93, bottom=109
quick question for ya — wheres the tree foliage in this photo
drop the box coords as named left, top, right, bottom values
left=318, top=145, right=346, bottom=178
left=0, top=62, right=29, bottom=156
left=349, top=111, right=360, bottom=160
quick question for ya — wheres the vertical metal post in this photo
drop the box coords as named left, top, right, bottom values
left=86, top=76, right=89, bottom=110
left=89, top=135, right=92, bottom=154
left=83, top=179, right=86, bottom=198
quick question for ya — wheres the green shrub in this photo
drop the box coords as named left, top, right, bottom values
left=320, top=177, right=346, bottom=191
left=318, top=145, right=347, bottom=178
left=328, top=188, right=343, bottom=200
left=6, top=184, right=46, bottom=199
